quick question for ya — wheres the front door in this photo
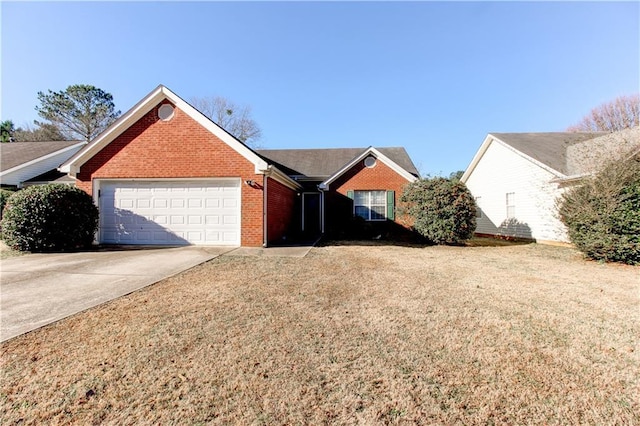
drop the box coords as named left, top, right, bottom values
left=302, top=192, right=321, bottom=237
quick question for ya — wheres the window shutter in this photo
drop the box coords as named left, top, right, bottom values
left=346, top=190, right=354, bottom=199
left=386, top=190, right=395, bottom=220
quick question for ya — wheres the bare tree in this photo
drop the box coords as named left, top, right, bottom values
left=567, top=94, right=639, bottom=132
left=191, top=96, right=261, bottom=146
left=13, top=123, right=67, bottom=142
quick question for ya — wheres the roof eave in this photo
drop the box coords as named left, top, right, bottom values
left=551, top=173, right=590, bottom=184
left=265, top=165, right=303, bottom=191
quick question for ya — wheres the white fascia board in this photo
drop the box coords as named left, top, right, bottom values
left=319, top=147, right=417, bottom=190
left=266, top=165, right=302, bottom=191
left=2, top=142, right=86, bottom=177
left=60, top=85, right=269, bottom=175
left=460, top=134, right=493, bottom=183
left=551, top=173, right=590, bottom=184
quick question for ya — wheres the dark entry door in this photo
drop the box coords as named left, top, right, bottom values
left=302, top=193, right=321, bottom=237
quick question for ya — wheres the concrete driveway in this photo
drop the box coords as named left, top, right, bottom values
left=0, top=246, right=233, bottom=342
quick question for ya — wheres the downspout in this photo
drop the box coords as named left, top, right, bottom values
left=263, top=173, right=268, bottom=247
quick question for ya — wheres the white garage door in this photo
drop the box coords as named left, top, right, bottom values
left=98, top=179, right=241, bottom=245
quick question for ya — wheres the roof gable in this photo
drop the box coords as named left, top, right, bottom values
left=318, top=147, right=418, bottom=190
left=461, top=132, right=605, bottom=182
left=1, top=141, right=85, bottom=175
left=60, top=85, right=269, bottom=175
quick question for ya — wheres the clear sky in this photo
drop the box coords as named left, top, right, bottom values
left=1, top=1, right=638, bottom=176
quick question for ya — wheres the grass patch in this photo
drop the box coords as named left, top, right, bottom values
left=1, top=244, right=638, bottom=424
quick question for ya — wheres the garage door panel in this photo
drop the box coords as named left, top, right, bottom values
left=206, top=199, right=220, bottom=208
left=188, top=216, right=202, bottom=225
left=119, top=199, right=134, bottom=209
left=99, top=180, right=241, bottom=246
left=171, top=199, right=185, bottom=208
left=205, top=215, right=219, bottom=225
left=223, top=215, right=237, bottom=225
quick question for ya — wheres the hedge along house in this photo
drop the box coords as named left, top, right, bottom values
left=60, top=85, right=419, bottom=247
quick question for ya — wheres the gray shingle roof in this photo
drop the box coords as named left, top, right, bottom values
left=1, top=141, right=83, bottom=172
left=257, top=147, right=419, bottom=179
left=491, top=132, right=605, bottom=175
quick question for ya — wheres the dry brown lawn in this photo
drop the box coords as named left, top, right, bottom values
left=1, top=241, right=638, bottom=425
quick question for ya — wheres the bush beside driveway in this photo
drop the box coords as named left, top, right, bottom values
left=1, top=242, right=638, bottom=424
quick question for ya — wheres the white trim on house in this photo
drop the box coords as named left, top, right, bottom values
left=59, top=85, right=270, bottom=176
left=265, top=165, right=302, bottom=191
left=318, top=147, right=417, bottom=190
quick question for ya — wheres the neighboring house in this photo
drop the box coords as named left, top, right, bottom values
left=461, top=127, right=640, bottom=243
left=0, top=141, right=85, bottom=188
left=60, top=85, right=419, bottom=247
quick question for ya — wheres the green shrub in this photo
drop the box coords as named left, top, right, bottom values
left=0, top=188, right=14, bottom=220
left=400, top=177, right=476, bottom=244
left=559, top=155, right=640, bottom=265
left=1, top=184, right=98, bottom=252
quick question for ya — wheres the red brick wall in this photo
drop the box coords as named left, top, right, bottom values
left=332, top=160, right=411, bottom=196
left=266, top=177, right=297, bottom=244
left=76, top=101, right=265, bottom=246
left=326, top=159, right=413, bottom=236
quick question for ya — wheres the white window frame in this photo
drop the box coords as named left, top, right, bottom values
left=506, top=192, right=516, bottom=219
left=354, top=190, right=387, bottom=221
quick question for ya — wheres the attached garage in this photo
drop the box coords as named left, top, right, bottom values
left=97, top=179, right=241, bottom=246
left=59, top=85, right=303, bottom=247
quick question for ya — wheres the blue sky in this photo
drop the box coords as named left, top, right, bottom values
left=1, top=1, right=638, bottom=176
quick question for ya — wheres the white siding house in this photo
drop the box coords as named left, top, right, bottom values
left=0, top=141, right=85, bottom=188
left=461, top=128, right=640, bottom=244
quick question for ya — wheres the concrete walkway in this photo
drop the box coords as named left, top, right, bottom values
left=0, top=244, right=314, bottom=342
left=226, top=245, right=313, bottom=258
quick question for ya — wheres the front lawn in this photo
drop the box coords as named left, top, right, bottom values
left=1, top=242, right=638, bottom=424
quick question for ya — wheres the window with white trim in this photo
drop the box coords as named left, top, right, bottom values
left=506, top=192, right=516, bottom=218
left=354, top=190, right=387, bottom=221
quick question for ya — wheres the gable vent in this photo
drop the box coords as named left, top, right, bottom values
left=158, top=104, right=175, bottom=121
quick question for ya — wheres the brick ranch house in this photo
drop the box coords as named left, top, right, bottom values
left=60, top=85, right=419, bottom=247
